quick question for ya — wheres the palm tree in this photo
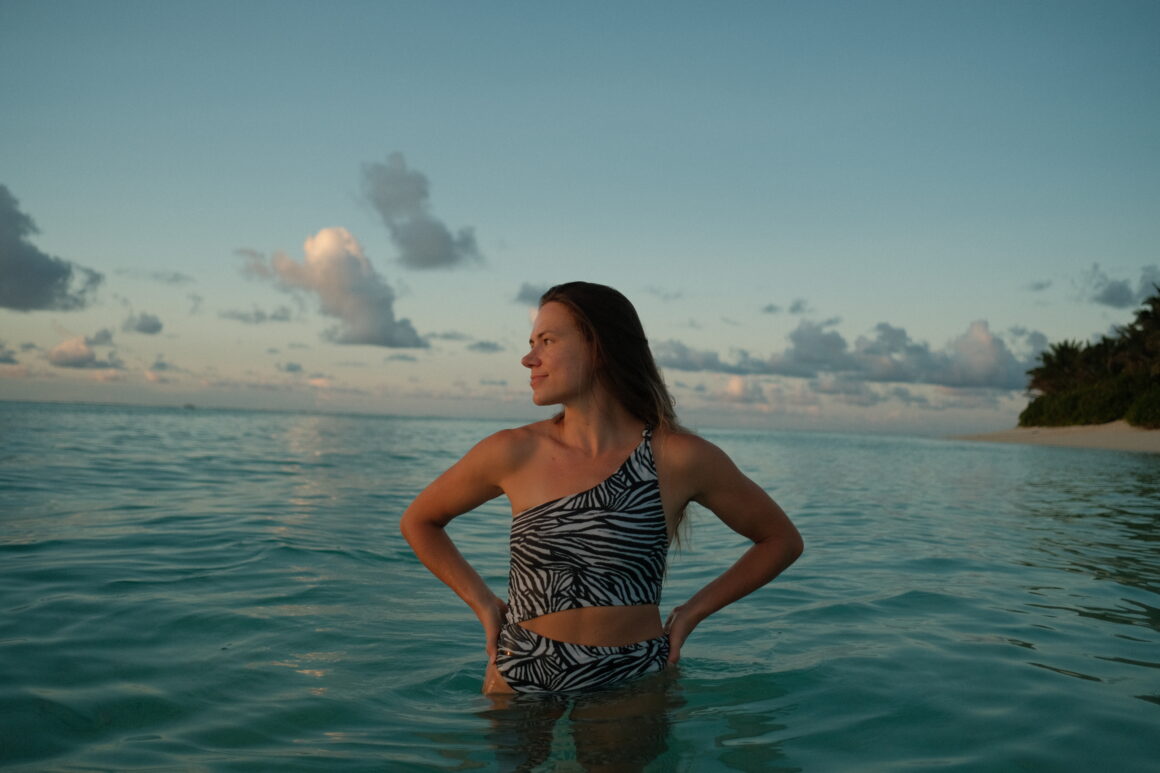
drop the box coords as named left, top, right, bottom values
left=1027, top=339, right=1085, bottom=395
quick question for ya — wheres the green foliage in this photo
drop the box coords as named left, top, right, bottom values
left=1019, top=376, right=1137, bottom=427
left=1125, top=386, right=1160, bottom=429
left=1021, top=286, right=1160, bottom=427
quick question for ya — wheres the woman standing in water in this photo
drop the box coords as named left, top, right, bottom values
left=400, top=282, right=803, bottom=694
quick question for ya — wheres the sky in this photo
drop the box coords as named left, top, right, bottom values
left=1, top=0, right=1158, bottom=435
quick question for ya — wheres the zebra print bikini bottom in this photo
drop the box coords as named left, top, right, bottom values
left=495, top=622, right=670, bottom=693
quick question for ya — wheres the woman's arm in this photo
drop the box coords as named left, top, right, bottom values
left=399, top=431, right=516, bottom=662
left=662, top=434, right=803, bottom=663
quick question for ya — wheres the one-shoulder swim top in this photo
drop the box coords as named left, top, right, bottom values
left=507, top=427, right=668, bottom=624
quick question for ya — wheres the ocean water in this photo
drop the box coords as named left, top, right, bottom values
left=1, top=401, right=1158, bottom=772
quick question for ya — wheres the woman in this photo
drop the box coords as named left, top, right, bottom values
left=400, top=282, right=803, bottom=694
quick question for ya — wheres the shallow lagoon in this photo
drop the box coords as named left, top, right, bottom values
left=1, top=402, right=1157, bottom=770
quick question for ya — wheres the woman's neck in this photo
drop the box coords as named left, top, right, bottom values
left=554, top=395, right=643, bottom=457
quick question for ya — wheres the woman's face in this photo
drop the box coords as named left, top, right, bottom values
left=521, top=301, right=596, bottom=406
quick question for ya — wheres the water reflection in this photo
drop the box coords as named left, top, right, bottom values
left=481, top=670, right=684, bottom=772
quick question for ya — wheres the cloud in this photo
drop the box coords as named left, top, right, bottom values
left=468, top=340, right=504, bottom=353
left=771, top=318, right=856, bottom=376
left=219, top=305, right=294, bottom=324
left=788, top=298, right=811, bottom=314
left=645, top=286, right=682, bottom=302
left=188, top=294, right=203, bottom=314
left=243, top=227, right=426, bottom=348
left=47, top=329, right=122, bottom=369
left=427, top=330, right=472, bottom=341
left=144, top=355, right=183, bottom=383
left=653, top=339, right=742, bottom=374
left=658, top=317, right=1041, bottom=391
left=720, top=375, right=768, bottom=404
left=278, top=362, right=303, bottom=373
left=761, top=304, right=782, bottom=314
left=0, top=184, right=103, bottom=311
left=0, top=341, right=17, bottom=364
left=122, top=312, right=163, bottom=335
left=1023, top=279, right=1052, bottom=292
left=115, top=268, right=194, bottom=285
left=362, top=153, right=482, bottom=270
left=1085, top=263, right=1160, bottom=308
left=515, top=283, right=548, bottom=305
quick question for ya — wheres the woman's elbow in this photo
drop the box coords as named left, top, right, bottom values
left=399, top=506, right=423, bottom=544
left=399, top=505, right=445, bottom=546
left=786, top=528, right=804, bottom=563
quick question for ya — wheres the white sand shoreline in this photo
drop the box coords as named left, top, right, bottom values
left=953, top=420, right=1160, bottom=454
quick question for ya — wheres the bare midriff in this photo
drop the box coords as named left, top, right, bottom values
left=516, top=604, right=664, bottom=647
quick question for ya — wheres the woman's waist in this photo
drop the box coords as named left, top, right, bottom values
left=510, top=604, right=664, bottom=647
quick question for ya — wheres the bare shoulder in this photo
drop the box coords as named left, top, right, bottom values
left=468, top=420, right=555, bottom=472
left=654, top=428, right=731, bottom=471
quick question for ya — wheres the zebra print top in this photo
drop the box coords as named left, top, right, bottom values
left=507, top=427, right=668, bottom=624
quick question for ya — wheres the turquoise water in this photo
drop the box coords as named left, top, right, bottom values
left=1, top=401, right=1157, bottom=771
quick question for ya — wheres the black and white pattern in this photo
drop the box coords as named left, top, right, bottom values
left=507, top=428, right=668, bottom=625
left=496, top=428, right=670, bottom=693
left=496, top=624, right=669, bottom=693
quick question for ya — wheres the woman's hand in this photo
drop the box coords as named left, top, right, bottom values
left=478, top=594, right=509, bottom=664
left=664, top=605, right=700, bottom=665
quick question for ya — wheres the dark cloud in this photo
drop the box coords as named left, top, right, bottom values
left=480, top=378, right=508, bottom=387
left=0, top=184, right=103, bottom=311
left=386, top=353, right=418, bottom=362
left=653, top=339, right=746, bottom=374
left=145, top=355, right=183, bottom=383
left=468, top=340, right=504, bottom=353
left=362, top=153, right=482, bottom=270
left=1023, top=279, right=1052, bottom=292
left=809, top=374, right=887, bottom=407
left=0, top=341, right=17, bottom=364
left=219, top=305, right=294, bottom=324
left=279, top=362, right=303, bottom=373
left=188, top=293, right=203, bottom=315
left=772, top=318, right=856, bottom=376
left=116, top=269, right=194, bottom=285
left=122, top=312, right=163, bottom=335
left=761, top=304, right=782, bottom=314
left=515, top=283, right=548, bottom=305
left=657, top=317, right=1042, bottom=391
left=242, top=228, right=426, bottom=348
left=788, top=298, right=811, bottom=314
left=427, top=330, right=472, bottom=341
left=1085, top=263, right=1160, bottom=308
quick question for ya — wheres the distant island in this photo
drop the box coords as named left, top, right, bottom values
left=1020, top=286, right=1160, bottom=429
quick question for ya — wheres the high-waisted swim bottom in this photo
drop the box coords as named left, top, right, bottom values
left=495, top=623, right=669, bottom=693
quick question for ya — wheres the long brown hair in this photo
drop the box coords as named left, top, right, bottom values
left=540, top=281, right=689, bottom=542
left=540, top=282, right=682, bottom=433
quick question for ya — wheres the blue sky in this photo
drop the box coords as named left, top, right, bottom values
left=2, top=0, right=1157, bottom=434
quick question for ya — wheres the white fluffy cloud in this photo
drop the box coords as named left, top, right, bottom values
left=243, top=227, right=425, bottom=348
left=47, top=329, right=121, bottom=369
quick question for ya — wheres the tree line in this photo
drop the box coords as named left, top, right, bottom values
left=1021, top=286, right=1160, bottom=428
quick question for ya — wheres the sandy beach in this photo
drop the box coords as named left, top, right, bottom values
left=955, top=421, right=1160, bottom=454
